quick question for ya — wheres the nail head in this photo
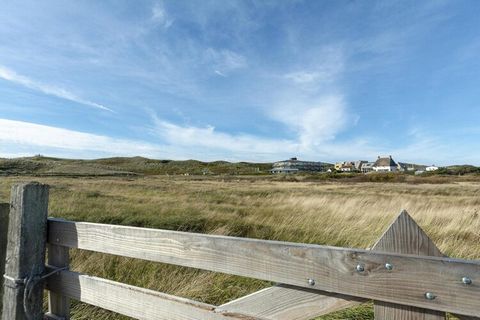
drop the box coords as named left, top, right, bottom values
left=462, top=276, right=472, bottom=285
left=356, top=264, right=365, bottom=272
left=425, top=292, right=436, bottom=300
left=308, top=278, right=315, bottom=286
left=385, top=263, right=393, bottom=270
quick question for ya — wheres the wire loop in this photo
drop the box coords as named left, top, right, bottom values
left=3, top=266, right=68, bottom=320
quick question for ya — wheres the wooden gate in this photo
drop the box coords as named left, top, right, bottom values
left=1, top=183, right=479, bottom=319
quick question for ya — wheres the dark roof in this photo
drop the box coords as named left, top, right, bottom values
left=374, top=156, right=397, bottom=167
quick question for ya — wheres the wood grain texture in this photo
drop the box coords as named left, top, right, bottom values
left=373, top=210, right=480, bottom=320
left=372, top=210, right=446, bottom=319
left=2, top=183, right=49, bottom=320
left=47, top=218, right=480, bottom=316
left=46, top=269, right=264, bottom=320
left=0, top=203, right=9, bottom=316
left=217, top=284, right=367, bottom=320
left=47, top=244, right=70, bottom=320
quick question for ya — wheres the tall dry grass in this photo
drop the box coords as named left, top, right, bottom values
left=0, top=176, right=479, bottom=319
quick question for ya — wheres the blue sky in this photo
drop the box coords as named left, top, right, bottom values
left=1, top=0, right=479, bottom=165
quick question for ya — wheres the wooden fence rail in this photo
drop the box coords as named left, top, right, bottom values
left=1, top=182, right=479, bottom=320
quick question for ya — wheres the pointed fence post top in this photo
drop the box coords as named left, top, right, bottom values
left=372, top=209, right=443, bottom=257
left=372, top=209, right=446, bottom=319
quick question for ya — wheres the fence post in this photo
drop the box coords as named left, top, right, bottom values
left=372, top=210, right=445, bottom=319
left=1, top=182, right=49, bottom=320
left=46, top=244, right=70, bottom=319
left=0, top=203, right=9, bottom=316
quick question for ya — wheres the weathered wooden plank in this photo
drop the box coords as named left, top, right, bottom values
left=46, top=269, right=264, bottom=320
left=373, top=210, right=446, bottom=319
left=217, top=284, right=367, bottom=320
left=373, top=211, right=480, bottom=320
left=2, top=183, right=49, bottom=320
left=47, top=218, right=480, bottom=316
left=216, top=235, right=380, bottom=319
left=0, top=203, right=9, bottom=315
left=47, top=244, right=70, bottom=320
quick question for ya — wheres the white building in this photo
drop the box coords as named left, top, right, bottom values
left=372, top=156, right=398, bottom=172
left=270, top=157, right=327, bottom=174
left=340, top=163, right=354, bottom=172
left=426, top=165, right=439, bottom=172
left=361, top=162, right=375, bottom=173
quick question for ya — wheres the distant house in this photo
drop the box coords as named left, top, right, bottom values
left=373, top=156, right=398, bottom=172
left=335, top=161, right=362, bottom=172
left=354, top=160, right=368, bottom=171
left=426, top=165, right=439, bottom=172
left=270, top=167, right=299, bottom=174
left=340, top=163, right=354, bottom=172
left=271, top=157, right=327, bottom=174
left=398, top=162, right=427, bottom=172
left=334, top=162, right=344, bottom=171
left=361, top=162, right=375, bottom=173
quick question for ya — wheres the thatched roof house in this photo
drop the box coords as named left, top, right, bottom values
left=373, top=156, right=398, bottom=172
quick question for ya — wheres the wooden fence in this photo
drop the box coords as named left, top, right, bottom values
left=1, top=182, right=479, bottom=320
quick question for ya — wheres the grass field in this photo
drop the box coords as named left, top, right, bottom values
left=1, top=175, right=479, bottom=319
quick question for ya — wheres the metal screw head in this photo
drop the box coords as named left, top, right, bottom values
left=462, top=276, right=472, bottom=285
left=425, top=292, right=436, bottom=300
left=385, top=263, right=393, bottom=271
left=356, top=264, right=365, bottom=272
left=307, top=278, right=316, bottom=286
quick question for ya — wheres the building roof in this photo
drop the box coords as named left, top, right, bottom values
left=374, top=156, right=397, bottom=167
left=362, top=162, right=374, bottom=168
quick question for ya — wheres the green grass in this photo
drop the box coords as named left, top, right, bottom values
left=0, top=156, right=274, bottom=176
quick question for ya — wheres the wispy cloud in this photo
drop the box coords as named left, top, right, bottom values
left=0, top=1, right=477, bottom=165
left=0, top=119, right=151, bottom=154
left=282, top=47, right=344, bottom=87
left=0, top=117, right=472, bottom=165
left=0, top=118, right=163, bottom=161
left=152, top=2, right=174, bottom=28
left=284, top=71, right=321, bottom=84
left=271, top=95, right=349, bottom=150
left=0, top=65, right=113, bottom=112
left=152, top=116, right=297, bottom=156
left=205, top=48, right=247, bottom=75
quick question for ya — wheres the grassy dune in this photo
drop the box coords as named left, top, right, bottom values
left=1, top=176, right=479, bottom=319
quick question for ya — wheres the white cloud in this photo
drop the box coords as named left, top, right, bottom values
left=281, top=44, right=344, bottom=87
left=0, top=65, right=113, bottom=112
left=152, top=3, right=173, bottom=28
left=0, top=119, right=155, bottom=156
left=152, top=117, right=297, bottom=156
left=272, top=47, right=348, bottom=150
left=271, top=95, right=349, bottom=150
left=284, top=71, right=320, bottom=84
left=0, top=118, right=470, bottom=165
left=205, top=48, right=247, bottom=75
left=214, top=70, right=226, bottom=77
left=151, top=115, right=399, bottom=163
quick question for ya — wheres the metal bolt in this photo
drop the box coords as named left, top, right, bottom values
left=425, top=292, right=436, bottom=300
left=356, top=264, right=365, bottom=272
left=308, top=278, right=316, bottom=286
left=385, top=263, right=393, bottom=271
left=462, top=276, right=472, bottom=285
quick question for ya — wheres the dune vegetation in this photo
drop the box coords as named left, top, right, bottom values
left=0, top=175, right=479, bottom=319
